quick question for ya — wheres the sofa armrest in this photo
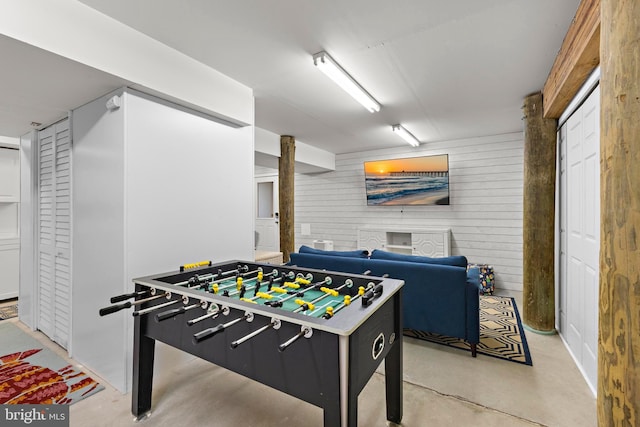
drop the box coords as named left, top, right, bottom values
left=465, top=267, right=481, bottom=344
left=365, top=260, right=469, bottom=336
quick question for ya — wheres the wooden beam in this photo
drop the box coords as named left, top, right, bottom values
left=522, top=92, right=557, bottom=332
left=542, top=0, right=600, bottom=118
left=279, top=136, right=295, bottom=263
left=598, top=1, right=640, bottom=425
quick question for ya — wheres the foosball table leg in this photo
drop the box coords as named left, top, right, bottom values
left=385, top=292, right=403, bottom=424
left=384, top=334, right=403, bottom=423
left=132, top=310, right=156, bottom=419
left=319, top=333, right=356, bottom=427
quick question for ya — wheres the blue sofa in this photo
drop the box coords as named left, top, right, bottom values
left=289, top=246, right=481, bottom=356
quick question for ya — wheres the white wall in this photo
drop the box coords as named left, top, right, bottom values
left=294, top=132, right=524, bottom=291
left=72, top=89, right=127, bottom=390
left=72, top=89, right=254, bottom=392
left=124, top=91, right=255, bottom=276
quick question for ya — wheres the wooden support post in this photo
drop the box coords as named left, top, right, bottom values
left=522, top=92, right=557, bottom=333
left=598, top=1, right=640, bottom=425
left=279, top=136, right=295, bottom=263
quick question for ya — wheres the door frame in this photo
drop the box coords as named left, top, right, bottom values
left=254, top=173, right=279, bottom=253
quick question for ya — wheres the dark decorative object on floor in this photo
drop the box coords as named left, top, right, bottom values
left=468, top=264, right=495, bottom=295
left=404, top=295, right=532, bottom=365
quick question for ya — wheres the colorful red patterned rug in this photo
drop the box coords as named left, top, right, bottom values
left=0, top=321, right=104, bottom=404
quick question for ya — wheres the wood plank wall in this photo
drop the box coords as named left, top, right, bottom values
left=293, top=132, right=525, bottom=291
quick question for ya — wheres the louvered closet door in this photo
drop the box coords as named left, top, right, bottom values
left=38, top=119, right=71, bottom=349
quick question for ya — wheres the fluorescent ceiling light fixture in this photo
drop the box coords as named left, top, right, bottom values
left=392, top=124, right=420, bottom=147
left=313, top=51, right=381, bottom=113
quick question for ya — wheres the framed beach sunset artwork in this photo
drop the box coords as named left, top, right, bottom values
left=364, top=154, right=450, bottom=206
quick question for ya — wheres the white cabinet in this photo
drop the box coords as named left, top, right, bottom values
left=0, top=145, right=20, bottom=300
left=0, top=238, right=19, bottom=300
left=0, top=146, right=20, bottom=203
left=358, top=226, right=451, bottom=257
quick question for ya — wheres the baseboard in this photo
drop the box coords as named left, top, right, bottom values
left=558, top=332, right=597, bottom=398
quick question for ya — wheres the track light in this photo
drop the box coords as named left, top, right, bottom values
left=313, top=51, right=381, bottom=113
left=392, top=125, right=420, bottom=147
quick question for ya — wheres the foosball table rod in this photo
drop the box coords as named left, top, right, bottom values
left=278, top=325, right=313, bottom=352
left=209, top=270, right=279, bottom=294
left=263, top=277, right=332, bottom=308
left=192, top=311, right=254, bottom=343
left=321, top=283, right=374, bottom=319
left=133, top=295, right=189, bottom=317
left=222, top=275, right=285, bottom=301
left=155, top=300, right=208, bottom=322
left=187, top=304, right=228, bottom=325
left=109, top=290, right=149, bottom=303
left=291, top=279, right=354, bottom=313
left=175, top=264, right=251, bottom=288
left=230, top=318, right=281, bottom=349
left=99, top=291, right=170, bottom=316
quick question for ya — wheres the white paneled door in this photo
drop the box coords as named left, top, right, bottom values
left=37, top=119, right=71, bottom=349
left=559, top=85, right=600, bottom=394
left=255, top=176, right=279, bottom=252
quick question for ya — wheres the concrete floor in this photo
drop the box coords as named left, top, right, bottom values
left=2, top=291, right=596, bottom=426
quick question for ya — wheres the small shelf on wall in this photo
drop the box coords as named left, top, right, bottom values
left=386, top=232, right=411, bottom=247
left=385, top=244, right=413, bottom=250
left=383, top=244, right=413, bottom=255
left=358, top=226, right=451, bottom=257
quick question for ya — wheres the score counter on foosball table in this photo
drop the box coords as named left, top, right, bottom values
left=99, top=260, right=404, bottom=427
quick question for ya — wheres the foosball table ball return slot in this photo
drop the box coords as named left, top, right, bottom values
left=99, top=260, right=404, bottom=427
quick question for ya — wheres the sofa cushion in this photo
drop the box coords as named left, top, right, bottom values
left=298, top=245, right=369, bottom=258
left=370, top=249, right=467, bottom=268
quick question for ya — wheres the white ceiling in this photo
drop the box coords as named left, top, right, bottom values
left=0, top=34, right=131, bottom=137
left=1, top=1, right=580, bottom=154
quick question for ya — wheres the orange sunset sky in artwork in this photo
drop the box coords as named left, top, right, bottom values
left=364, top=155, right=448, bottom=176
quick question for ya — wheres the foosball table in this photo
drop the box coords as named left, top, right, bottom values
left=99, top=260, right=404, bottom=427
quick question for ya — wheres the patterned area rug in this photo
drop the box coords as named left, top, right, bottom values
left=404, top=295, right=533, bottom=365
left=0, top=304, right=18, bottom=320
left=0, top=321, right=104, bottom=404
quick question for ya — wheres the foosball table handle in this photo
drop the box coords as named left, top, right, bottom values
left=362, top=284, right=384, bottom=307
left=156, top=301, right=205, bottom=322
left=193, top=324, right=225, bottom=343
left=110, top=291, right=147, bottom=303
left=99, top=292, right=168, bottom=317
left=192, top=313, right=252, bottom=344
left=155, top=306, right=187, bottom=322
left=99, top=301, right=132, bottom=316
left=180, top=260, right=213, bottom=272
